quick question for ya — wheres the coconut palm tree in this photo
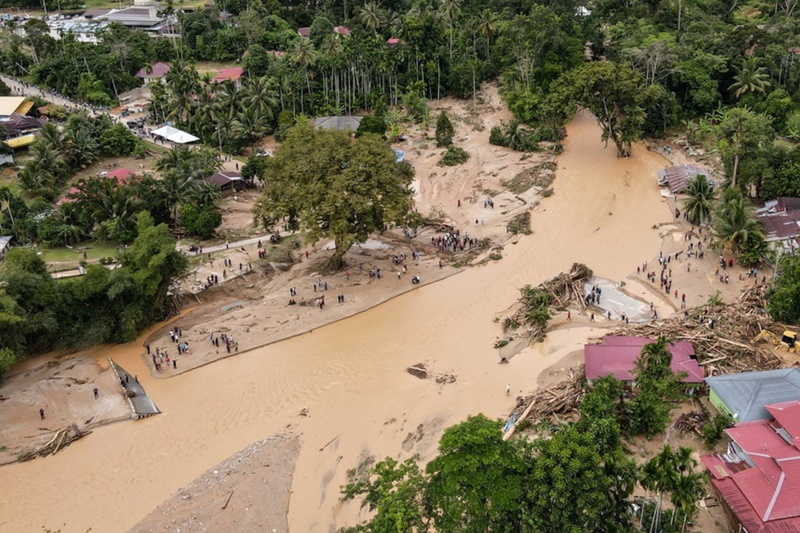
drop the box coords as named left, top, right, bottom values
left=359, top=1, right=383, bottom=36
left=476, top=8, right=496, bottom=58
left=65, top=126, right=100, bottom=170
left=291, top=38, right=316, bottom=114
left=729, top=57, right=771, bottom=98
left=241, top=76, right=279, bottom=125
left=439, top=0, right=462, bottom=61
left=230, top=110, right=269, bottom=144
left=713, top=187, right=764, bottom=253
left=682, top=174, right=715, bottom=225
left=165, top=60, right=201, bottom=125
left=38, top=122, right=67, bottom=155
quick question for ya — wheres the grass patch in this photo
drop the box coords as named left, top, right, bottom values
left=0, top=170, right=22, bottom=196
left=37, top=242, right=121, bottom=263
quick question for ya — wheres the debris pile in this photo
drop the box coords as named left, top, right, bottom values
left=605, top=286, right=786, bottom=376
left=510, top=368, right=585, bottom=424
left=506, top=263, right=593, bottom=340
left=674, top=410, right=709, bottom=437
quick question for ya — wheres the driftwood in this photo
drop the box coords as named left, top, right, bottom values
left=599, top=286, right=787, bottom=376
left=18, top=425, right=89, bottom=462
left=508, top=263, right=593, bottom=340
left=509, top=367, right=586, bottom=425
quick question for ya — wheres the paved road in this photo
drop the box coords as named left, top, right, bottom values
left=1, top=74, right=106, bottom=114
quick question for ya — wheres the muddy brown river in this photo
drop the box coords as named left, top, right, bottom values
left=0, top=110, right=672, bottom=532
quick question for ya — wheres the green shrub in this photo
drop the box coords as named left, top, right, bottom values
left=439, top=146, right=469, bottom=166
left=489, top=126, right=508, bottom=147
left=702, top=413, right=734, bottom=448
left=356, top=115, right=387, bottom=138
left=435, top=111, right=454, bottom=147
left=181, top=204, right=222, bottom=239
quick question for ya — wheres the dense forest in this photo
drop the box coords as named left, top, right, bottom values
left=1, top=0, right=798, bottom=161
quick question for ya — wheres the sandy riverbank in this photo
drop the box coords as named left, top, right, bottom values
left=0, top=104, right=742, bottom=533
left=130, top=434, right=299, bottom=533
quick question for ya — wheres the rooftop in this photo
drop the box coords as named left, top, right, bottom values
left=313, top=115, right=363, bottom=132
left=0, top=96, right=29, bottom=117
left=207, top=170, right=243, bottom=187
left=706, top=368, right=800, bottom=422
left=702, top=400, right=800, bottom=531
left=584, top=335, right=704, bottom=383
left=136, top=62, right=171, bottom=79
left=212, top=66, right=244, bottom=83
left=656, top=164, right=713, bottom=194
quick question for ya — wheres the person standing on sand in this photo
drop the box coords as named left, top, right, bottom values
left=93, top=388, right=99, bottom=399
left=39, top=408, right=45, bottom=420
left=506, top=383, right=510, bottom=395
left=567, top=311, right=571, bottom=320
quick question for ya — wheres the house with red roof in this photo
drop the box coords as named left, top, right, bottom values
left=108, top=168, right=134, bottom=184
left=211, top=67, right=245, bottom=89
left=702, top=400, right=800, bottom=533
left=584, top=335, right=704, bottom=384
left=334, top=25, right=351, bottom=36
left=386, top=37, right=405, bottom=46
left=135, top=62, right=171, bottom=84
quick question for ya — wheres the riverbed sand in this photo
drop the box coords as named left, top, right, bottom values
left=0, top=107, right=732, bottom=533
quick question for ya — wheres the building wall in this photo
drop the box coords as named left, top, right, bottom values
left=709, top=389, right=737, bottom=421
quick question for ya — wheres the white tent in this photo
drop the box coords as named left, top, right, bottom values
left=152, top=125, right=199, bottom=144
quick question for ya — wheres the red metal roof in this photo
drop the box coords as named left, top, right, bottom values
left=712, top=477, right=800, bottom=533
left=584, top=336, right=704, bottom=383
left=212, top=67, right=244, bottom=83
left=297, top=27, right=310, bottom=37
left=107, top=168, right=133, bottom=183
left=703, top=403, right=800, bottom=529
left=767, top=401, right=800, bottom=443
left=334, top=25, right=350, bottom=35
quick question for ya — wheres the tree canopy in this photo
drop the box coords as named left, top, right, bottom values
left=253, top=120, right=414, bottom=269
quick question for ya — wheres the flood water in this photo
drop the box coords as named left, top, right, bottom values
left=0, top=111, right=672, bottom=533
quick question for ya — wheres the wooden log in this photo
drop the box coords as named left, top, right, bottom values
left=699, top=355, right=728, bottom=366
left=504, top=399, right=536, bottom=441
left=222, top=490, right=234, bottom=510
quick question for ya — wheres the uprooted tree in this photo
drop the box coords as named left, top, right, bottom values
left=253, top=120, right=415, bottom=270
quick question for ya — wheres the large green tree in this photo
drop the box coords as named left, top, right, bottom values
left=425, top=415, right=523, bottom=532
left=549, top=61, right=646, bottom=157
left=253, top=120, right=414, bottom=269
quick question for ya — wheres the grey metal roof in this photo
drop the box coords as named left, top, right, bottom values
left=706, top=368, right=800, bottom=422
left=313, top=115, right=363, bottom=132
